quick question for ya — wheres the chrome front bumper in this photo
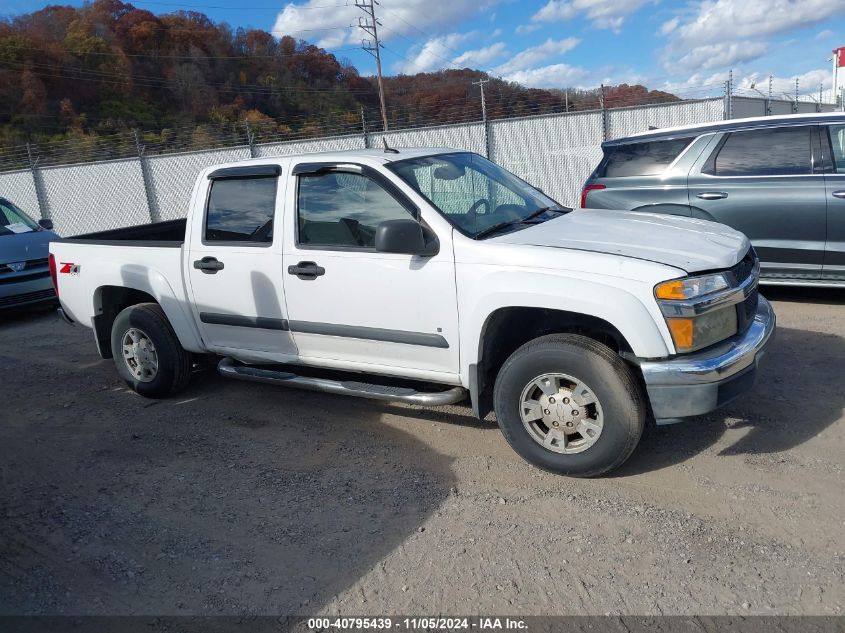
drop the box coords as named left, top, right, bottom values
left=638, top=295, right=776, bottom=423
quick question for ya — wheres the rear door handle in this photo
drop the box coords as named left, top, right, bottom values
left=696, top=191, right=728, bottom=200
left=287, top=261, right=325, bottom=280
left=193, top=256, right=224, bottom=274
left=832, top=190, right=845, bottom=199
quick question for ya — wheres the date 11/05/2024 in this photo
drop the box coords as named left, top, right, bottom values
left=306, top=617, right=527, bottom=630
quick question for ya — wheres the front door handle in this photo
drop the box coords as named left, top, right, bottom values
left=193, top=256, right=224, bottom=274
left=287, top=261, right=325, bottom=280
left=696, top=191, right=728, bottom=200
left=832, top=190, right=845, bottom=199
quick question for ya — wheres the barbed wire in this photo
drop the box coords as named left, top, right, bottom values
left=0, top=82, right=836, bottom=172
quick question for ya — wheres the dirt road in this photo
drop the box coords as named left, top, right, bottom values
left=1, top=287, right=843, bottom=616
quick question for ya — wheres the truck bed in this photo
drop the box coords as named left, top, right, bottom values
left=60, top=218, right=186, bottom=246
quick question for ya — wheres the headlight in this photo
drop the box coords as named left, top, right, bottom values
left=655, top=273, right=729, bottom=300
left=665, top=309, right=738, bottom=353
left=655, top=272, right=739, bottom=353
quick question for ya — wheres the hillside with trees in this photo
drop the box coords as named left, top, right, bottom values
left=0, top=0, right=678, bottom=163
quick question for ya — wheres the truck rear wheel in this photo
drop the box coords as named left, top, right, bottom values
left=110, top=303, right=192, bottom=398
left=493, top=334, right=645, bottom=477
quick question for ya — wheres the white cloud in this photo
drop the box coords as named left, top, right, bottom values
left=666, top=0, right=845, bottom=49
left=672, top=41, right=769, bottom=72
left=453, top=42, right=508, bottom=67
left=737, top=68, right=833, bottom=97
left=816, top=28, right=834, bottom=39
left=660, top=71, right=734, bottom=95
left=515, top=23, right=541, bottom=35
left=659, top=17, right=679, bottom=36
left=503, top=63, right=591, bottom=88
left=495, top=37, right=580, bottom=75
left=660, top=67, right=832, bottom=100
left=660, top=0, right=845, bottom=72
left=395, top=32, right=473, bottom=74
left=272, top=0, right=499, bottom=49
left=395, top=37, right=507, bottom=73
left=531, top=0, right=652, bottom=32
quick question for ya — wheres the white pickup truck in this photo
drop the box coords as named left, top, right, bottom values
left=50, top=148, right=775, bottom=476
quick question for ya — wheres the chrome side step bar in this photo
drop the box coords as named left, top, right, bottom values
left=217, top=357, right=467, bottom=406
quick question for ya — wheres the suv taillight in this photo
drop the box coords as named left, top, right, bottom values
left=580, top=183, right=606, bottom=208
left=48, top=253, right=58, bottom=297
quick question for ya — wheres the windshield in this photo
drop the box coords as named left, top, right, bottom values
left=0, top=199, right=39, bottom=237
left=389, top=152, right=568, bottom=238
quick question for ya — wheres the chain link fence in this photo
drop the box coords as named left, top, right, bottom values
left=0, top=95, right=838, bottom=237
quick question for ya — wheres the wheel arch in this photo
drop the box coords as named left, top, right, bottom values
left=92, top=279, right=202, bottom=359
left=469, top=306, right=644, bottom=419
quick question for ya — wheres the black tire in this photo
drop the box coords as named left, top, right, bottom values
left=110, top=302, right=192, bottom=398
left=493, top=333, right=645, bottom=477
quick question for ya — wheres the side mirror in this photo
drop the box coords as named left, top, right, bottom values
left=375, top=219, right=436, bottom=256
left=38, top=219, right=54, bottom=230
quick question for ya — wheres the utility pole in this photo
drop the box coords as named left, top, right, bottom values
left=472, top=78, right=489, bottom=121
left=357, top=0, right=388, bottom=132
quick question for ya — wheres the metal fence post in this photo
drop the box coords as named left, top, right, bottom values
left=600, top=84, right=608, bottom=141
left=727, top=70, right=733, bottom=119
left=361, top=107, right=370, bottom=149
left=133, top=130, right=160, bottom=224
left=25, top=143, right=50, bottom=221
left=244, top=120, right=257, bottom=158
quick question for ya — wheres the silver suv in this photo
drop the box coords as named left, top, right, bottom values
left=581, top=112, right=845, bottom=286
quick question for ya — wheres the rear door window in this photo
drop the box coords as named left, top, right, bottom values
left=599, top=137, right=694, bottom=177
left=205, top=176, right=278, bottom=244
left=707, top=126, right=812, bottom=176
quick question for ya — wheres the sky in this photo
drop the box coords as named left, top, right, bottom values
left=2, top=0, right=845, bottom=99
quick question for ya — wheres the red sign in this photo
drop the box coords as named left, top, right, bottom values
left=835, top=47, right=845, bottom=68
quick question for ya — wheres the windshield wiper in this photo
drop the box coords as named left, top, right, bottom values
left=474, top=206, right=566, bottom=240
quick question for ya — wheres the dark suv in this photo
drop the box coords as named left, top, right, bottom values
left=581, top=112, right=845, bottom=285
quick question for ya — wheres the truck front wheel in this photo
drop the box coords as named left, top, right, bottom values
left=110, top=303, right=192, bottom=398
left=493, top=334, right=645, bottom=477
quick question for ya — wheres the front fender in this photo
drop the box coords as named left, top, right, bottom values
left=458, top=270, right=674, bottom=386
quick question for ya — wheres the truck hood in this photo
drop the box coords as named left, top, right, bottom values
left=492, top=209, right=749, bottom=273
left=0, top=229, right=57, bottom=264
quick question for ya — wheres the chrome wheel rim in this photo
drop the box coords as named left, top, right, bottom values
left=122, top=328, right=158, bottom=383
left=519, top=373, right=604, bottom=454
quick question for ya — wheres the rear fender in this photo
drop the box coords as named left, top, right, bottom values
left=93, top=264, right=203, bottom=355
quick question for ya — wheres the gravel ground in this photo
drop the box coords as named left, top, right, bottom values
left=0, top=287, right=843, bottom=617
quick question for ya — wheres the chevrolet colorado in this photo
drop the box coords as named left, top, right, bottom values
left=50, top=148, right=775, bottom=476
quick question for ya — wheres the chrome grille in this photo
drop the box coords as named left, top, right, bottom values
left=728, top=248, right=756, bottom=287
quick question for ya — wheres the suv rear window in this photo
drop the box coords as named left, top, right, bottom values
left=706, top=126, right=812, bottom=176
left=598, top=137, right=694, bottom=178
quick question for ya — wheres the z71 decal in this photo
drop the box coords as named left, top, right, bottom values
left=59, top=262, right=80, bottom=275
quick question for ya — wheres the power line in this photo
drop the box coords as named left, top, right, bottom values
left=130, top=1, right=349, bottom=9
left=12, top=43, right=362, bottom=61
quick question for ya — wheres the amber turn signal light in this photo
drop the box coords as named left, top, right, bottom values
left=666, top=318, right=694, bottom=351
left=655, top=280, right=687, bottom=300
